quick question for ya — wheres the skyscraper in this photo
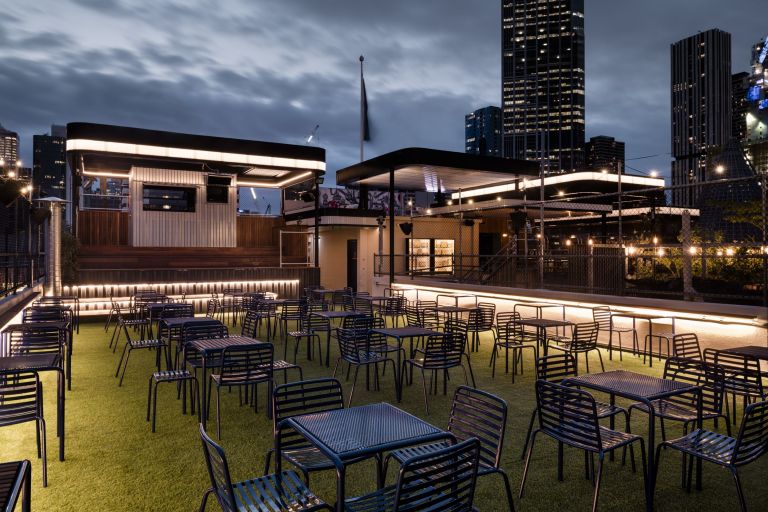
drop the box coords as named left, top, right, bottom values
left=744, top=35, right=768, bottom=175
left=586, top=135, right=625, bottom=173
left=33, top=124, right=67, bottom=199
left=501, top=0, right=585, bottom=174
left=671, top=29, right=732, bottom=207
left=732, top=72, right=750, bottom=143
left=465, top=106, right=502, bottom=157
left=0, top=123, right=18, bottom=166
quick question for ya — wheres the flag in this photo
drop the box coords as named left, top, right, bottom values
left=361, top=75, right=371, bottom=141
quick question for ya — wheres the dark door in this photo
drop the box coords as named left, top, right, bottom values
left=346, top=239, right=358, bottom=291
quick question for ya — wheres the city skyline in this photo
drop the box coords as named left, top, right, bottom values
left=0, top=0, right=765, bottom=185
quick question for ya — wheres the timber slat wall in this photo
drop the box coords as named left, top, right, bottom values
left=237, top=216, right=282, bottom=247
left=77, top=210, right=129, bottom=246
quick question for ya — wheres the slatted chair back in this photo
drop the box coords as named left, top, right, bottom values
left=199, top=424, right=238, bottom=511
left=447, top=386, right=508, bottom=471
left=570, top=322, right=600, bottom=351
left=205, top=299, right=220, bottom=319
left=342, top=295, right=356, bottom=311
left=3, top=325, right=65, bottom=358
left=182, top=322, right=228, bottom=344
left=417, top=301, right=440, bottom=326
left=331, top=290, right=347, bottom=308
left=476, top=303, right=496, bottom=330
left=731, top=400, right=768, bottom=466
left=22, top=306, right=67, bottom=323
left=337, top=328, right=368, bottom=364
left=0, top=371, right=42, bottom=428
left=272, top=378, right=345, bottom=451
left=591, top=306, right=612, bottom=331
left=356, top=291, right=370, bottom=297
left=353, top=298, right=373, bottom=315
left=393, top=438, right=481, bottom=512
left=381, top=296, right=405, bottom=316
left=366, top=317, right=390, bottom=352
left=535, top=380, right=602, bottom=453
left=662, top=357, right=725, bottom=414
left=306, top=300, right=328, bottom=314
left=673, top=333, right=702, bottom=360
left=349, top=315, right=375, bottom=331
left=536, top=353, right=578, bottom=382
left=217, top=344, right=273, bottom=386
left=304, top=312, right=331, bottom=334
left=495, top=311, right=523, bottom=343
left=421, top=333, right=464, bottom=370
left=405, top=306, right=422, bottom=327
left=704, top=349, right=765, bottom=400
left=281, top=301, right=305, bottom=321
left=240, top=310, right=259, bottom=338
left=160, top=303, right=194, bottom=319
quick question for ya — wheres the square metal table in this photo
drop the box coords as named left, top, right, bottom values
left=427, top=305, right=478, bottom=323
left=513, top=301, right=566, bottom=323
left=610, top=312, right=676, bottom=366
left=0, top=460, right=30, bottom=512
left=564, top=370, right=702, bottom=512
left=720, top=345, right=768, bottom=361
left=369, top=326, right=443, bottom=401
left=435, top=293, right=477, bottom=307
left=0, top=355, right=66, bottom=461
left=277, top=402, right=451, bottom=511
left=186, top=335, right=266, bottom=426
left=311, top=311, right=369, bottom=366
left=3, top=321, right=72, bottom=390
left=517, top=318, right=573, bottom=355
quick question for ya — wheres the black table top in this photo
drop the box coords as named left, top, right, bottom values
left=159, top=317, right=221, bottom=328
left=4, top=321, right=69, bottom=331
left=311, top=310, right=368, bottom=319
left=720, top=345, right=768, bottom=361
left=290, top=402, right=445, bottom=457
left=610, top=312, right=670, bottom=321
left=429, top=305, right=478, bottom=313
left=517, top=318, right=572, bottom=328
left=370, top=326, right=443, bottom=338
left=515, top=302, right=564, bottom=309
left=565, top=370, right=698, bottom=401
left=187, top=335, right=263, bottom=353
left=0, top=354, right=61, bottom=372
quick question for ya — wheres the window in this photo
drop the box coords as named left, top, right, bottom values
left=206, top=175, right=231, bottom=203
left=142, top=185, right=196, bottom=212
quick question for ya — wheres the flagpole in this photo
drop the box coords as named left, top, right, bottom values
left=359, top=54, right=364, bottom=162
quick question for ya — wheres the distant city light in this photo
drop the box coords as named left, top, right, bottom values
left=650, top=170, right=658, bottom=178
left=715, top=165, right=725, bottom=174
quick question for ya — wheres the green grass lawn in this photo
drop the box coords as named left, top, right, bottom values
left=1, top=318, right=765, bottom=511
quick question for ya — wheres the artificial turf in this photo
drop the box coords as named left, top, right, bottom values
left=0, top=318, right=765, bottom=511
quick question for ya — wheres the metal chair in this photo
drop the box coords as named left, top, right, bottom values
left=672, top=333, right=702, bottom=360
left=279, top=300, right=306, bottom=340
left=110, top=304, right=150, bottom=352
left=208, top=343, right=274, bottom=439
left=385, top=386, right=515, bottom=511
left=345, top=438, right=481, bottom=512
left=704, top=349, right=766, bottom=425
left=286, top=313, right=328, bottom=365
left=0, top=371, right=47, bottom=487
left=548, top=322, right=604, bottom=373
left=333, top=328, right=398, bottom=406
left=466, top=302, right=495, bottom=352
left=491, top=311, right=537, bottom=380
left=520, top=380, right=647, bottom=512
left=241, top=311, right=303, bottom=383
left=114, top=319, right=168, bottom=387
left=146, top=367, right=199, bottom=433
left=654, top=400, right=768, bottom=512
left=199, top=424, right=331, bottom=512
left=377, top=296, right=406, bottom=327
left=592, top=306, right=637, bottom=360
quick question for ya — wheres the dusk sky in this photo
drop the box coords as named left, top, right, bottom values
left=1, top=0, right=765, bottom=187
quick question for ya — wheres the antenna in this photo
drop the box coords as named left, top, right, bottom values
left=306, top=124, right=320, bottom=145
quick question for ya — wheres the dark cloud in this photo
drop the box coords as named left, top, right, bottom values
left=0, top=0, right=765, bottom=186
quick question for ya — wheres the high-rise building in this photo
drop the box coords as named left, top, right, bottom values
left=33, top=124, right=67, bottom=199
left=501, top=0, right=585, bottom=174
left=744, top=35, right=768, bottom=175
left=585, top=135, right=625, bottom=173
left=732, top=72, right=750, bottom=143
left=671, top=29, right=732, bottom=207
left=0, top=123, right=19, bottom=166
left=465, top=106, right=502, bottom=157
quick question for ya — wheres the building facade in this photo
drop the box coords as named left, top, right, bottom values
left=671, top=29, right=732, bottom=207
left=585, top=135, right=625, bottom=173
left=744, top=35, right=768, bottom=176
left=0, top=123, right=18, bottom=166
left=33, top=125, right=67, bottom=199
left=465, top=106, right=502, bottom=157
left=732, top=72, right=750, bottom=143
left=501, top=0, right=585, bottom=174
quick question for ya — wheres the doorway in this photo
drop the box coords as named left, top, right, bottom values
left=346, top=239, right=358, bottom=291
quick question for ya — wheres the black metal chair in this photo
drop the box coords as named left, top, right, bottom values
left=704, top=349, right=766, bottom=425
left=279, top=300, right=306, bottom=340
left=490, top=311, right=537, bottom=380
left=520, top=380, right=647, bottom=512
left=672, top=333, right=702, bottom=360
left=333, top=328, right=398, bottom=406
left=286, top=313, right=328, bottom=365
left=403, top=331, right=474, bottom=414
left=0, top=371, right=47, bottom=487
left=265, top=378, right=370, bottom=483
left=241, top=311, right=303, bottom=384
left=146, top=367, right=199, bottom=433
left=345, top=438, right=481, bottom=512
left=445, top=319, right=477, bottom=387
left=114, top=317, right=168, bottom=387
left=654, top=400, right=768, bottom=512
left=205, top=298, right=221, bottom=321
left=520, top=353, right=630, bottom=461
left=385, top=386, right=515, bottom=511
left=377, top=295, right=406, bottom=327
left=208, top=343, right=274, bottom=439
left=250, top=300, right=279, bottom=340
left=199, top=424, right=331, bottom=512
left=467, top=302, right=495, bottom=352
left=592, top=306, right=637, bottom=360
left=182, top=322, right=229, bottom=386
left=548, top=322, right=604, bottom=373
left=110, top=305, right=150, bottom=352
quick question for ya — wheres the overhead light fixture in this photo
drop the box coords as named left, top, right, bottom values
left=399, top=223, right=413, bottom=235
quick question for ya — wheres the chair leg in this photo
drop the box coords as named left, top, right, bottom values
left=520, top=408, right=537, bottom=460
left=498, top=470, right=516, bottom=512
left=152, top=381, right=160, bottom=433
left=146, top=376, right=153, bottom=422
left=348, top=366, right=361, bottom=408
left=730, top=467, right=748, bottom=512
left=38, top=417, right=47, bottom=487
left=199, top=488, right=214, bottom=512
left=591, top=456, right=604, bottom=512
left=519, top=430, right=538, bottom=499
left=596, top=348, right=605, bottom=372
left=420, top=369, right=429, bottom=414
left=216, top=385, right=222, bottom=440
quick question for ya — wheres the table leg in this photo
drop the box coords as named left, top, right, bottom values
left=696, top=388, right=703, bottom=490
left=646, top=402, right=655, bottom=512
left=395, top=336, right=402, bottom=402
left=201, top=358, right=208, bottom=427
left=58, top=368, right=65, bottom=461
left=22, top=461, right=31, bottom=512
left=648, top=321, right=654, bottom=368
left=336, top=465, right=346, bottom=512
left=609, top=393, right=616, bottom=462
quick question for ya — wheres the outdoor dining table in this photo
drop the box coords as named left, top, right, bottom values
left=0, top=460, right=30, bottom=512
left=185, top=335, right=266, bottom=427
left=0, top=354, right=67, bottom=461
left=513, top=301, right=566, bottom=321
left=36, top=295, right=81, bottom=334
left=517, top=317, right=573, bottom=355
left=719, top=345, right=768, bottom=361
left=427, top=305, right=478, bottom=323
left=610, top=312, right=676, bottom=366
left=159, top=316, right=224, bottom=366
left=563, top=370, right=703, bottom=512
left=276, top=402, right=452, bottom=511
left=369, top=326, right=443, bottom=401
left=311, top=310, right=369, bottom=366
left=3, top=322, right=72, bottom=391
left=435, top=293, right=477, bottom=307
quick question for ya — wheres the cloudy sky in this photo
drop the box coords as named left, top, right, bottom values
left=1, top=0, right=765, bottom=188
